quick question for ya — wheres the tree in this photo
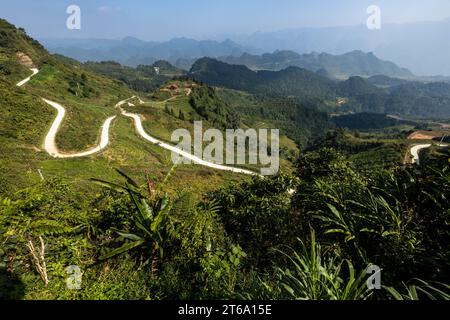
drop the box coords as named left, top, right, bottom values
left=80, top=73, right=87, bottom=84
left=208, top=174, right=299, bottom=269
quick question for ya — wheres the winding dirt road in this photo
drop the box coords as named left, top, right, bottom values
left=16, top=68, right=39, bottom=87
left=42, top=98, right=116, bottom=158
left=17, top=69, right=116, bottom=158
left=16, top=69, right=258, bottom=175
left=410, top=144, right=432, bottom=165
left=117, top=97, right=257, bottom=175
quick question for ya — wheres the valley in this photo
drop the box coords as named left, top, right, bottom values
left=0, top=15, right=449, bottom=302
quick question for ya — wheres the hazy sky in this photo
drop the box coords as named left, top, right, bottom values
left=1, top=0, right=449, bottom=40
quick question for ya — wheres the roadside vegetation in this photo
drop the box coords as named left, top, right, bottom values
left=1, top=146, right=448, bottom=300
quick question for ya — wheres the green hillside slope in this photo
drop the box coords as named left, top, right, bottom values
left=220, top=50, right=414, bottom=79
left=191, top=57, right=450, bottom=119
left=190, top=57, right=336, bottom=98
left=0, top=19, right=254, bottom=195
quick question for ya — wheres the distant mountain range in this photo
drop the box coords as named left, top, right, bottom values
left=39, top=18, right=450, bottom=76
left=42, top=36, right=417, bottom=80
left=221, top=19, right=450, bottom=76
left=218, top=50, right=413, bottom=79
left=41, top=37, right=258, bottom=68
left=37, top=28, right=450, bottom=119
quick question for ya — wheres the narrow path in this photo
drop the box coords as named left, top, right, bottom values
left=17, top=69, right=116, bottom=158
left=42, top=98, right=116, bottom=158
left=410, top=144, right=432, bottom=165
left=118, top=97, right=258, bottom=175
left=16, top=68, right=38, bottom=87
left=137, top=97, right=145, bottom=104
left=16, top=70, right=258, bottom=176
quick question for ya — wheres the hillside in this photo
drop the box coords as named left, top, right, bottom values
left=367, top=75, right=411, bottom=88
left=152, top=60, right=186, bottom=77
left=339, top=78, right=450, bottom=118
left=0, top=19, right=48, bottom=82
left=190, top=57, right=336, bottom=98
left=83, top=61, right=169, bottom=93
left=215, top=88, right=330, bottom=147
left=0, top=19, right=254, bottom=196
left=0, top=20, right=137, bottom=150
left=331, top=113, right=409, bottom=130
left=219, top=50, right=414, bottom=79
left=83, top=60, right=186, bottom=94
left=190, top=57, right=450, bottom=119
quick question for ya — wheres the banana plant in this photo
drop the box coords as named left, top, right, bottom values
left=91, top=169, right=173, bottom=274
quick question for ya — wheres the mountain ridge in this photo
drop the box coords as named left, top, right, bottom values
left=223, top=19, right=450, bottom=76
left=190, top=57, right=336, bottom=98
left=41, top=37, right=258, bottom=67
left=189, top=57, right=450, bottom=119
left=218, top=50, right=414, bottom=79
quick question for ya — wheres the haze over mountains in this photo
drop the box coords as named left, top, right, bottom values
left=42, top=37, right=416, bottom=80
left=41, top=37, right=258, bottom=69
left=0, top=12, right=445, bottom=123
left=41, top=19, right=450, bottom=77
left=38, top=29, right=450, bottom=120
left=222, top=19, right=450, bottom=76
left=218, top=50, right=413, bottom=79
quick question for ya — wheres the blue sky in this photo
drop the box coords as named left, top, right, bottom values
left=1, top=0, right=449, bottom=40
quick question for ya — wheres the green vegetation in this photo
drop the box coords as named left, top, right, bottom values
left=0, top=19, right=246, bottom=197
left=190, top=58, right=450, bottom=119
left=220, top=50, right=413, bottom=79
left=2, top=146, right=448, bottom=300
left=190, top=57, right=336, bottom=98
left=84, top=61, right=168, bottom=93
left=152, top=60, right=186, bottom=77
left=332, top=113, right=409, bottom=130
left=189, top=86, right=240, bottom=129
left=18, top=61, right=133, bottom=152
left=83, top=60, right=186, bottom=94
left=217, top=88, right=330, bottom=148
left=1, top=18, right=449, bottom=301
left=338, top=77, right=450, bottom=118
left=308, top=129, right=409, bottom=172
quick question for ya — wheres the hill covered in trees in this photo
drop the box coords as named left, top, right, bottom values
left=219, top=50, right=414, bottom=79
left=190, top=57, right=450, bottom=119
left=190, top=57, right=336, bottom=98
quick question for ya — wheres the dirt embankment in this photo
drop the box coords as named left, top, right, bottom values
left=16, top=52, right=35, bottom=68
left=408, top=131, right=440, bottom=140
